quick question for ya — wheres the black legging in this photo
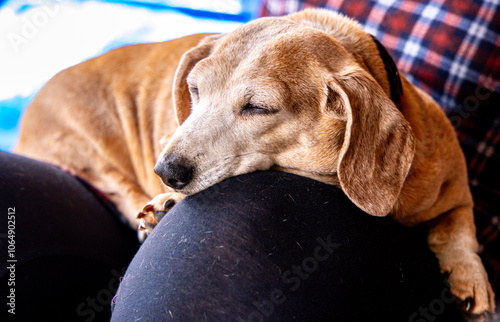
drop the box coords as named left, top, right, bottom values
left=0, top=152, right=140, bottom=321
left=0, top=152, right=462, bottom=321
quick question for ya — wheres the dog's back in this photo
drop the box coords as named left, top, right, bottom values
left=14, top=34, right=209, bottom=224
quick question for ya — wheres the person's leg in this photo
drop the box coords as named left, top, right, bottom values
left=0, top=152, right=140, bottom=321
left=111, top=171, right=463, bottom=321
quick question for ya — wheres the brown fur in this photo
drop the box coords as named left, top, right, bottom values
left=15, top=9, right=494, bottom=318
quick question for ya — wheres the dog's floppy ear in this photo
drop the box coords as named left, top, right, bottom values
left=331, top=71, right=415, bottom=217
left=173, top=34, right=222, bottom=125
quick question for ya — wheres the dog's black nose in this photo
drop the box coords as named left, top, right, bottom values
left=154, top=153, right=193, bottom=190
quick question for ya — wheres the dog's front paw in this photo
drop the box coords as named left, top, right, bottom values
left=438, top=250, right=495, bottom=321
left=137, top=192, right=184, bottom=234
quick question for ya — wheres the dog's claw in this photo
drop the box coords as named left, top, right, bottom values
left=163, top=199, right=175, bottom=209
left=137, top=205, right=153, bottom=219
left=459, top=297, right=474, bottom=313
left=137, top=205, right=166, bottom=234
left=136, top=192, right=185, bottom=239
left=438, top=250, right=495, bottom=320
left=465, top=297, right=473, bottom=312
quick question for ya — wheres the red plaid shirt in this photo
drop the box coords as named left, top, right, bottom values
left=261, top=0, right=500, bottom=300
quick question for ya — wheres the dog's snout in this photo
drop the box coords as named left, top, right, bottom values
left=154, top=153, right=194, bottom=190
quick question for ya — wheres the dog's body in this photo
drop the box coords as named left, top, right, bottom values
left=15, top=9, right=494, bottom=318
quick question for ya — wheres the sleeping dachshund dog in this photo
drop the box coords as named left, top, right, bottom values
left=15, top=9, right=495, bottom=320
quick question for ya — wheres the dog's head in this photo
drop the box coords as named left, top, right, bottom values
left=155, top=9, right=415, bottom=217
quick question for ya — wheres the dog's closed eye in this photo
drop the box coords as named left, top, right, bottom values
left=188, top=86, right=199, bottom=100
left=241, top=102, right=278, bottom=116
